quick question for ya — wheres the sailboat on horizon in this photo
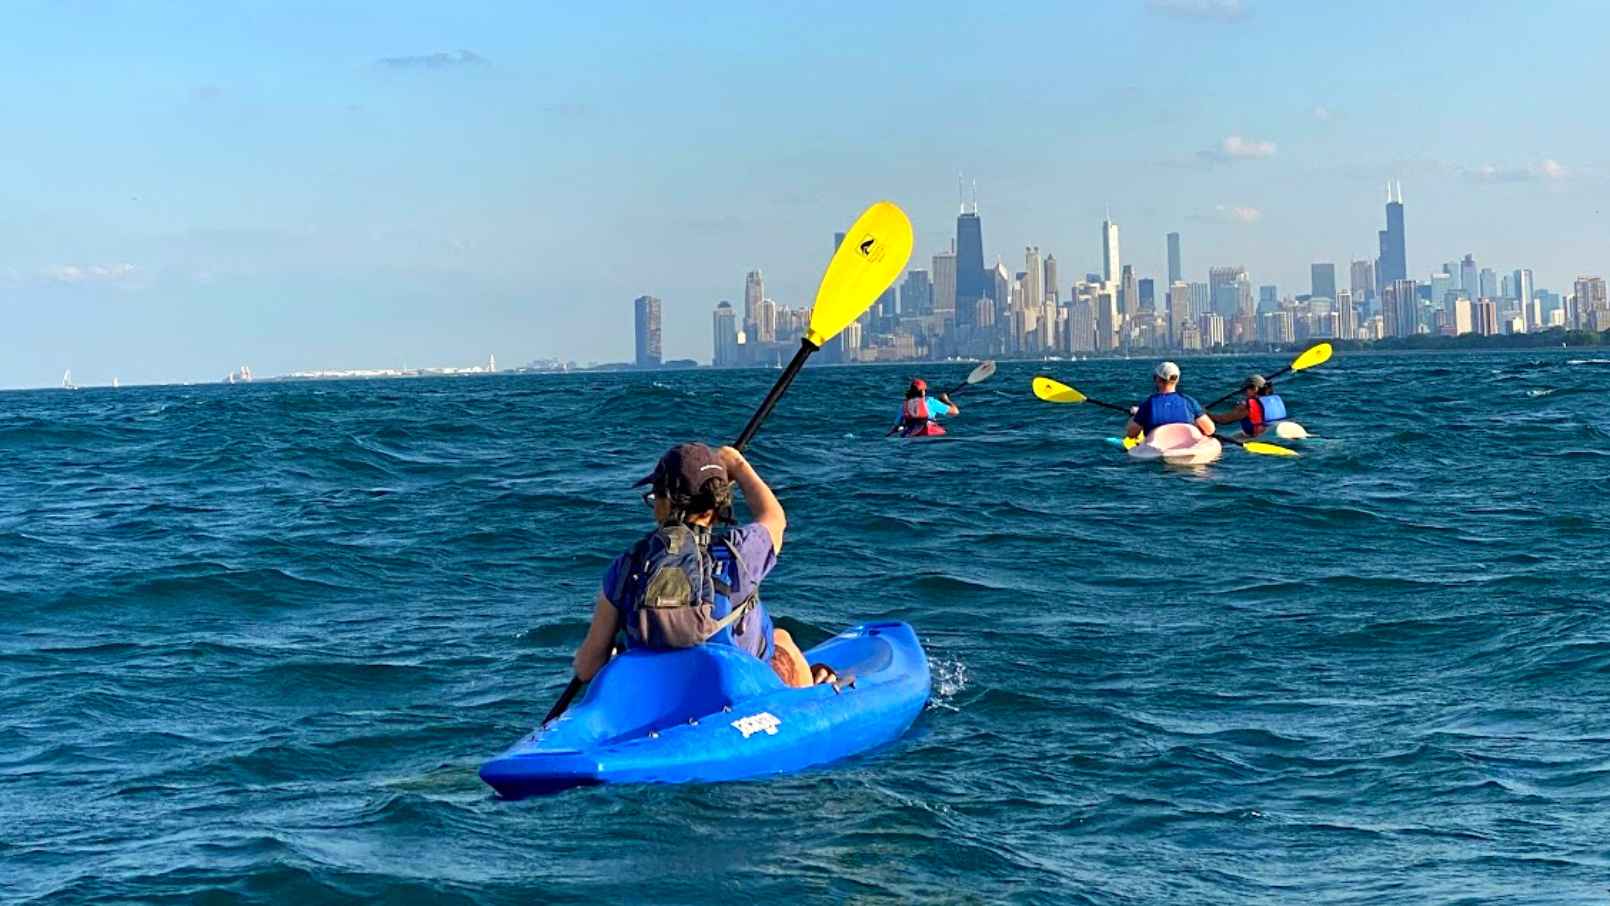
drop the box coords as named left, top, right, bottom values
left=62, top=370, right=78, bottom=391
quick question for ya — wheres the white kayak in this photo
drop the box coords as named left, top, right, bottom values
left=1126, top=423, right=1223, bottom=465
left=1235, top=421, right=1309, bottom=442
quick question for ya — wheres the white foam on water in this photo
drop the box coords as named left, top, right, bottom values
left=925, top=655, right=970, bottom=712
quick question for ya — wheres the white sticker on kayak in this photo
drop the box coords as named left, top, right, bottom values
left=730, top=712, right=781, bottom=738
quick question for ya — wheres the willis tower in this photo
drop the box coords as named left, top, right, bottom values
left=1376, top=181, right=1406, bottom=294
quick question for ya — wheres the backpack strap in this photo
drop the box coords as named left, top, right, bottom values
left=702, top=533, right=759, bottom=641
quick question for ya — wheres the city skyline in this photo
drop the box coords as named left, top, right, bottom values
left=5, top=2, right=1609, bottom=387
left=689, top=180, right=1608, bottom=367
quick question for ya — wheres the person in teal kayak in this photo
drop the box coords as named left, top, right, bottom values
left=571, top=442, right=831, bottom=689
left=1125, top=360, right=1216, bottom=439
left=1210, top=374, right=1288, bottom=437
left=894, top=378, right=958, bottom=437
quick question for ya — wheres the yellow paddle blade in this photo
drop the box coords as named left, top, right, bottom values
left=1032, top=376, right=1087, bottom=404
left=1242, top=441, right=1300, bottom=457
left=804, top=201, right=914, bottom=347
left=1123, top=435, right=1140, bottom=450
left=1292, top=342, right=1333, bottom=372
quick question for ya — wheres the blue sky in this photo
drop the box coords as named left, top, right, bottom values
left=3, top=0, right=1606, bottom=386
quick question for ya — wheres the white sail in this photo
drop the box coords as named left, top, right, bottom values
left=113, top=377, right=120, bottom=389
left=62, top=370, right=77, bottom=390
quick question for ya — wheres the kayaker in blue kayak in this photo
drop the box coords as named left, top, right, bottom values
left=893, top=378, right=958, bottom=437
left=1125, top=360, right=1216, bottom=440
left=1210, top=374, right=1287, bottom=437
left=571, top=443, right=830, bottom=689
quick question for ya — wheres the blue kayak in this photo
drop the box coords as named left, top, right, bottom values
left=480, top=621, right=930, bottom=799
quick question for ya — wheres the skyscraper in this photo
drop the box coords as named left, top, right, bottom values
left=1513, top=268, right=1534, bottom=308
left=1043, top=255, right=1059, bottom=303
left=932, top=245, right=957, bottom=324
left=1460, top=254, right=1477, bottom=297
left=743, top=271, right=764, bottom=337
left=1383, top=280, right=1418, bottom=338
left=1311, top=262, right=1337, bottom=300
left=1337, top=290, right=1357, bottom=339
left=1209, top=266, right=1246, bottom=318
left=956, top=195, right=988, bottom=327
left=1479, top=268, right=1498, bottom=300
left=901, top=270, right=934, bottom=318
left=1189, top=282, right=1210, bottom=318
left=1350, top=259, right=1375, bottom=304
left=1102, top=219, right=1120, bottom=284
left=1572, top=276, right=1607, bottom=329
left=1138, top=278, right=1155, bottom=312
left=1166, top=232, right=1182, bottom=284
left=1167, top=281, right=1191, bottom=348
left=1096, top=287, right=1119, bottom=351
left=1119, top=264, right=1137, bottom=318
left=1023, top=247, right=1043, bottom=313
left=712, top=301, right=738, bottom=366
left=634, top=295, right=662, bottom=368
left=1377, top=182, right=1407, bottom=290
left=1258, top=285, right=1278, bottom=312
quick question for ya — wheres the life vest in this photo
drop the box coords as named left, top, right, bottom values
left=1241, top=394, right=1288, bottom=435
left=900, top=396, right=936, bottom=437
left=1134, top=392, right=1197, bottom=432
left=1258, top=394, right=1288, bottom=422
left=609, top=525, right=769, bottom=659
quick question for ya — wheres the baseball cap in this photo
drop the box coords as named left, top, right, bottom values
left=1153, top=361, right=1181, bottom=381
left=910, top=378, right=928, bottom=392
left=1244, top=374, right=1267, bottom=390
left=633, top=443, right=728, bottom=497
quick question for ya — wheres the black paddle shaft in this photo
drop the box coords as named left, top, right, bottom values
left=1204, top=363, right=1295, bottom=411
left=542, top=677, right=583, bottom=724
left=544, top=339, right=821, bottom=726
left=734, top=338, right=819, bottom=452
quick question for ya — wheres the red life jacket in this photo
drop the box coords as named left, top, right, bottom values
left=1241, top=397, right=1266, bottom=436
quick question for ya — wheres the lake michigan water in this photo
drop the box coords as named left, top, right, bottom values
left=4, top=350, right=1610, bottom=904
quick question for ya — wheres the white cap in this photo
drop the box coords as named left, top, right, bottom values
left=1154, top=361, right=1181, bottom=381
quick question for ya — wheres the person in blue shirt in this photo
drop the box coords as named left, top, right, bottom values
left=571, top=443, right=832, bottom=689
left=893, top=378, right=958, bottom=436
left=1124, top=360, right=1216, bottom=440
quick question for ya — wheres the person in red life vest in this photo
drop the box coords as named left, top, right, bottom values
left=1210, top=374, right=1289, bottom=437
left=571, top=443, right=834, bottom=689
left=1124, top=361, right=1216, bottom=440
left=893, top=378, right=958, bottom=437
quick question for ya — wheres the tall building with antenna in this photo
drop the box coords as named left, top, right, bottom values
left=955, top=176, right=988, bottom=327
left=1376, top=181, right=1407, bottom=293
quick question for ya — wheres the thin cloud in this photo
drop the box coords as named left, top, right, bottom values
left=1189, top=205, right=1263, bottom=225
left=1146, top=0, right=1252, bottom=24
left=1198, top=134, right=1277, bottom=163
left=1311, top=105, right=1333, bottom=121
left=44, top=263, right=138, bottom=284
left=376, top=50, right=488, bottom=70
left=1463, top=159, right=1568, bottom=184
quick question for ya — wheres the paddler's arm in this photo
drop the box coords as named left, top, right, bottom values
left=1210, top=403, right=1249, bottom=425
left=573, top=593, right=618, bottom=682
left=938, top=393, right=958, bottom=416
left=718, top=445, right=785, bottom=554
left=1125, top=405, right=1143, bottom=439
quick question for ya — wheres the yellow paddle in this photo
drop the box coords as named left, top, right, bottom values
left=1204, top=342, right=1333, bottom=410
left=734, top=201, right=914, bottom=448
left=543, top=200, right=913, bottom=727
left=1032, top=376, right=1299, bottom=458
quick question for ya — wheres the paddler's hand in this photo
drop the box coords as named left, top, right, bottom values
left=1129, top=406, right=1139, bottom=416
left=938, top=393, right=952, bottom=405
left=716, top=445, right=749, bottom=476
